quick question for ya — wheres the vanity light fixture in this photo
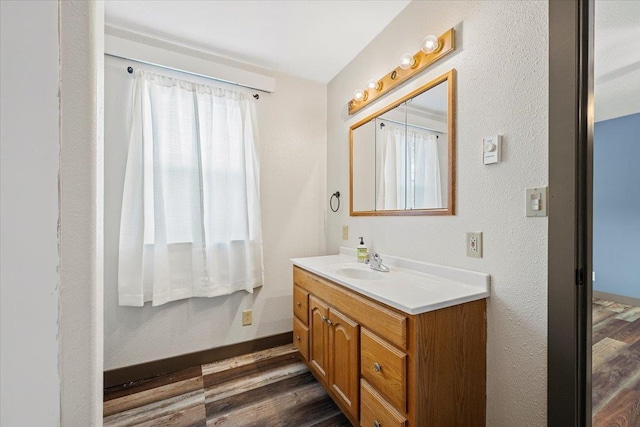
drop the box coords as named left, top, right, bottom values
left=348, top=28, right=456, bottom=115
left=421, top=35, right=441, bottom=54
left=367, top=79, right=382, bottom=91
left=353, top=88, right=367, bottom=102
left=399, top=52, right=418, bottom=70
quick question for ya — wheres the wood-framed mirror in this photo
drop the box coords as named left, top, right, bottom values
left=350, top=69, right=455, bottom=216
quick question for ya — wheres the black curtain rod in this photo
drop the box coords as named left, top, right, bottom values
left=126, top=65, right=260, bottom=99
left=379, top=120, right=439, bottom=138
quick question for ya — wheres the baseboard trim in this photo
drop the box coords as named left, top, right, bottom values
left=103, top=331, right=293, bottom=389
left=594, top=291, right=640, bottom=307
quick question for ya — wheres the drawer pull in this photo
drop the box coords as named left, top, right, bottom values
left=296, top=335, right=301, bottom=341
left=373, top=362, right=382, bottom=372
left=374, top=421, right=381, bottom=427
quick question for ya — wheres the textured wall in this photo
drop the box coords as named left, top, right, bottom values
left=327, top=2, right=548, bottom=425
left=59, top=1, right=105, bottom=424
left=0, top=2, right=61, bottom=424
left=594, top=113, right=640, bottom=299
left=103, top=52, right=327, bottom=370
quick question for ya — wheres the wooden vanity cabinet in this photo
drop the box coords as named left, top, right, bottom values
left=293, top=286, right=310, bottom=360
left=307, top=295, right=359, bottom=420
left=293, top=266, right=486, bottom=427
left=308, top=295, right=329, bottom=382
left=327, top=307, right=359, bottom=420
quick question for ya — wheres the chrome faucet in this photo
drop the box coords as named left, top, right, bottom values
left=365, top=252, right=390, bottom=272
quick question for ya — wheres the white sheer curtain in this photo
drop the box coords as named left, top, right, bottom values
left=376, top=125, right=406, bottom=210
left=411, top=132, right=442, bottom=209
left=376, top=123, right=441, bottom=210
left=118, top=70, right=263, bottom=306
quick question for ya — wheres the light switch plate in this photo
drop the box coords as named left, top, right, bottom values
left=466, top=232, right=483, bottom=258
left=526, top=187, right=548, bottom=217
left=483, top=135, right=501, bottom=164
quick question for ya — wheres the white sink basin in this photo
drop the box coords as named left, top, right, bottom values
left=292, top=249, right=491, bottom=314
left=335, top=267, right=385, bottom=281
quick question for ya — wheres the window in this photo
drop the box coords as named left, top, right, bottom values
left=118, top=71, right=263, bottom=306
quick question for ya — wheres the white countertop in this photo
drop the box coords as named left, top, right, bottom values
left=291, top=247, right=490, bottom=315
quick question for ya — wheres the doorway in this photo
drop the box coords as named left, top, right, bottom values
left=549, top=0, right=640, bottom=425
left=548, top=0, right=593, bottom=425
left=591, top=1, right=640, bottom=423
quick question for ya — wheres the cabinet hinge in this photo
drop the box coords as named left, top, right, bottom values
left=576, top=267, right=584, bottom=286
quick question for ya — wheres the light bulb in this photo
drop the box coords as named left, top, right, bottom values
left=399, top=52, right=415, bottom=70
left=367, top=79, right=380, bottom=91
left=353, top=88, right=365, bottom=101
left=421, top=35, right=440, bottom=54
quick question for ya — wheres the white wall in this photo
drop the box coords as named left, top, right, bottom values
left=327, top=2, right=548, bottom=425
left=59, top=1, right=105, bottom=424
left=352, top=120, right=376, bottom=211
left=103, top=49, right=327, bottom=369
left=594, top=0, right=640, bottom=122
left=0, top=1, right=61, bottom=424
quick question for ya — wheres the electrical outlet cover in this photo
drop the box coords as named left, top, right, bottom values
left=242, top=310, right=252, bottom=326
left=466, top=232, right=483, bottom=258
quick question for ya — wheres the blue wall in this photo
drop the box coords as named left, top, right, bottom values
left=593, top=113, right=640, bottom=299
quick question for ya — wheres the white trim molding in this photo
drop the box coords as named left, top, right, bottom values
left=59, top=1, right=104, bottom=424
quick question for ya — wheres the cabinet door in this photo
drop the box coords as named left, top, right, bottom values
left=309, top=295, right=329, bottom=382
left=328, top=307, right=360, bottom=420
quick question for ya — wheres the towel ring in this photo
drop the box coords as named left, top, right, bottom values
left=330, top=191, right=340, bottom=212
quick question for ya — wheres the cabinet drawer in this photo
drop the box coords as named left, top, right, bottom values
left=361, top=328, right=407, bottom=412
left=361, top=379, right=407, bottom=427
left=293, top=285, right=309, bottom=324
left=293, top=317, right=309, bottom=361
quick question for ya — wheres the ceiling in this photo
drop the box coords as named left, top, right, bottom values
left=104, top=0, right=411, bottom=84
left=105, top=1, right=639, bottom=120
left=595, top=0, right=640, bottom=121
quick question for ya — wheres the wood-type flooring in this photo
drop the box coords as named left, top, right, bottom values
left=103, top=344, right=351, bottom=427
left=104, top=300, right=640, bottom=426
left=592, top=298, right=640, bottom=426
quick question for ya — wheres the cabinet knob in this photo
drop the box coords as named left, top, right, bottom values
left=326, top=319, right=333, bottom=326
left=374, top=421, right=381, bottom=427
left=373, top=362, right=382, bottom=372
left=296, top=302, right=301, bottom=307
left=321, top=315, right=327, bottom=322
left=296, top=335, right=301, bottom=341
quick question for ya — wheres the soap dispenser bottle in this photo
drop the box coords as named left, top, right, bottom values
left=357, top=237, right=368, bottom=263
